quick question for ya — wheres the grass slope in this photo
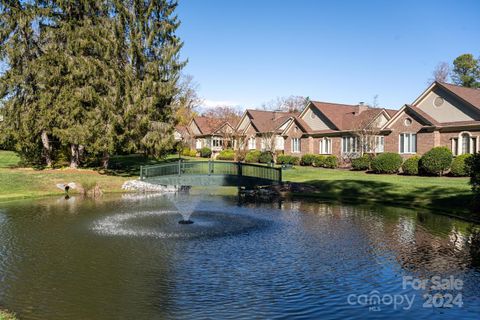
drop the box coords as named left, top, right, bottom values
left=283, top=166, right=473, bottom=218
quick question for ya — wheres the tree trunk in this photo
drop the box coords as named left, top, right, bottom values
left=41, top=130, right=53, bottom=167
left=102, top=151, right=110, bottom=169
left=70, top=144, right=80, bottom=169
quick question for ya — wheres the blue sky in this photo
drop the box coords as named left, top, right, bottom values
left=177, top=0, right=480, bottom=110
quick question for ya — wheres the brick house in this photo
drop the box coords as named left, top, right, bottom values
left=182, top=116, right=237, bottom=155
left=382, top=82, right=480, bottom=158
left=236, top=109, right=297, bottom=153
left=279, top=101, right=396, bottom=161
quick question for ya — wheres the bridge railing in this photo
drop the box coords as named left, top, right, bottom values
left=140, top=160, right=282, bottom=183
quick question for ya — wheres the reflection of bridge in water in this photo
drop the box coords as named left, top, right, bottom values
left=140, top=160, right=282, bottom=187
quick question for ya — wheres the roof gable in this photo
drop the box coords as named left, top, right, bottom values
left=412, top=81, right=480, bottom=124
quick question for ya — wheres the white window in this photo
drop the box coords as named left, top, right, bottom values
left=195, top=139, right=202, bottom=149
left=212, top=137, right=222, bottom=148
left=399, top=133, right=417, bottom=154
left=375, top=136, right=384, bottom=153
left=292, top=138, right=301, bottom=153
left=452, top=132, right=478, bottom=155
left=248, top=137, right=256, bottom=150
left=275, top=136, right=284, bottom=150
left=342, top=136, right=359, bottom=154
left=319, top=138, right=332, bottom=154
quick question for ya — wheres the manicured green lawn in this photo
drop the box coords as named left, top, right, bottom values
left=0, top=151, right=129, bottom=202
left=0, top=150, right=476, bottom=220
left=0, top=150, right=20, bottom=168
left=283, top=166, right=474, bottom=218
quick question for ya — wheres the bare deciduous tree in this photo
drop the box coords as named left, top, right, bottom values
left=261, top=95, right=308, bottom=113
left=429, top=62, right=450, bottom=83
left=174, top=74, right=203, bottom=125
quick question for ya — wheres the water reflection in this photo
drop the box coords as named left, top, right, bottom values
left=0, top=195, right=479, bottom=319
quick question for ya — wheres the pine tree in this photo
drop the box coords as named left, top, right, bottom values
left=0, top=0, right=185, bottom=167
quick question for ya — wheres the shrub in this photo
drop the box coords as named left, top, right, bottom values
left=467, top=153, right=480, bottom=194
left=245, top=150, right=261, bottom=163
left=181, top=148, right=196, bottom=157
left=371, top=152, right=403, bottom=174
left=401, top=156, right=420, bottom=175
left=323, top=155, right=339, bottom=169
left=419, top=147, right=453, bottom=176
left=301, top=154, right=316, bottom=166
left=450, top=154, right=472, bottom=177
left=217, top=149, right=235, bottom=160
left=258, top=151, right=273, bottom=164
left=351, top=154, right=371, bottom=171
left=200, top=147, right=212, bottom=158
left=276, top=154, right=300, bottom=165
left=313, top=155, right=326, bottom=167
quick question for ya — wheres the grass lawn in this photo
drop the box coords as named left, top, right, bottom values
left=0, top=150, right=477, bottom=220
left=0, top=151, right=129, bottom=202
left=0, top=310, right=16, bottom=320
left=283, top=166, right=475, bottom=219
left=0, top=151, right=202, bottom=202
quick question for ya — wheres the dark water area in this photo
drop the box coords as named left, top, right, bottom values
left=0, top=193, right=479, bottom=319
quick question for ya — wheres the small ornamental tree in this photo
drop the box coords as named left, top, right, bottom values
left=419, top=147, right=453, bottom=176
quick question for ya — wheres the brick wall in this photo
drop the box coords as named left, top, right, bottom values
left=384, top=111, right=435, bottom=158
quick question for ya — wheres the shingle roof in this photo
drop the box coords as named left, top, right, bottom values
left=309, top=101, right=392, bottom=131
left=246, top=109, right=298, bottom=133
left=437, top=82, right=480, bottom=110
left=192, top=117, right=226, bottom=135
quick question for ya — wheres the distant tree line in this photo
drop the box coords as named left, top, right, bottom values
left=0, top=0, right=185, bottom=168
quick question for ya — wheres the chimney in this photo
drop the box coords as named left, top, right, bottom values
left=357, top=102, right=368, bottom=114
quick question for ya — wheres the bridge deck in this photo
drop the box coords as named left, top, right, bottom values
left=140, top=160, right=282, bottom=187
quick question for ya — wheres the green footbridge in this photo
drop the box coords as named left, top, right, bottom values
left=140, top=160, right=282, bottom=187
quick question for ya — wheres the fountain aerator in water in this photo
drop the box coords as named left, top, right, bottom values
left=178, top=219, right=194, bottom=225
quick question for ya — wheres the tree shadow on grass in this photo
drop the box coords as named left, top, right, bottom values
left=296, top=179, right=477, bottom=221
left=104, top=154, right=182, bottom=177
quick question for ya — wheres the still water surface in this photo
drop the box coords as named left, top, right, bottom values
left=0, top=193, right=479, bottom=319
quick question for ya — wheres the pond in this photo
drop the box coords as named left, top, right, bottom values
left=0, top=192, right=479, bottom=319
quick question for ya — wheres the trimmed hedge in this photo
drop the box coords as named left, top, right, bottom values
left=371, top=152, right=403, bottom=174
left=313, top=155, right=326, bottom=167
left=301, top=154, right=316, bottom=166
left=401, top=156, right=420, bottom=175
left=245, top=150, right=261, bottom=163
left=323, top=155, right=339, bottom=169
left=450, top=154, right=472, bottom=177
left=351, top=154, right=371, bottom=171
left=200, top=147, right=212, bottom=158
left=217, top=149, right=235, bottom=160
left=258, top=151, right=273, bottom=164
left=419, top=147, right=453, bottom=176
left=277, top=154, right=300, bottom=165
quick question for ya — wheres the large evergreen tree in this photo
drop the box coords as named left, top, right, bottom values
left=0, top=0, right=185, bottom=167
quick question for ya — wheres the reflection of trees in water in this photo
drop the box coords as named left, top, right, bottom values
left=288, top=201, right=480, bottom=275
left=469, top=227, right=480, bottom=268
